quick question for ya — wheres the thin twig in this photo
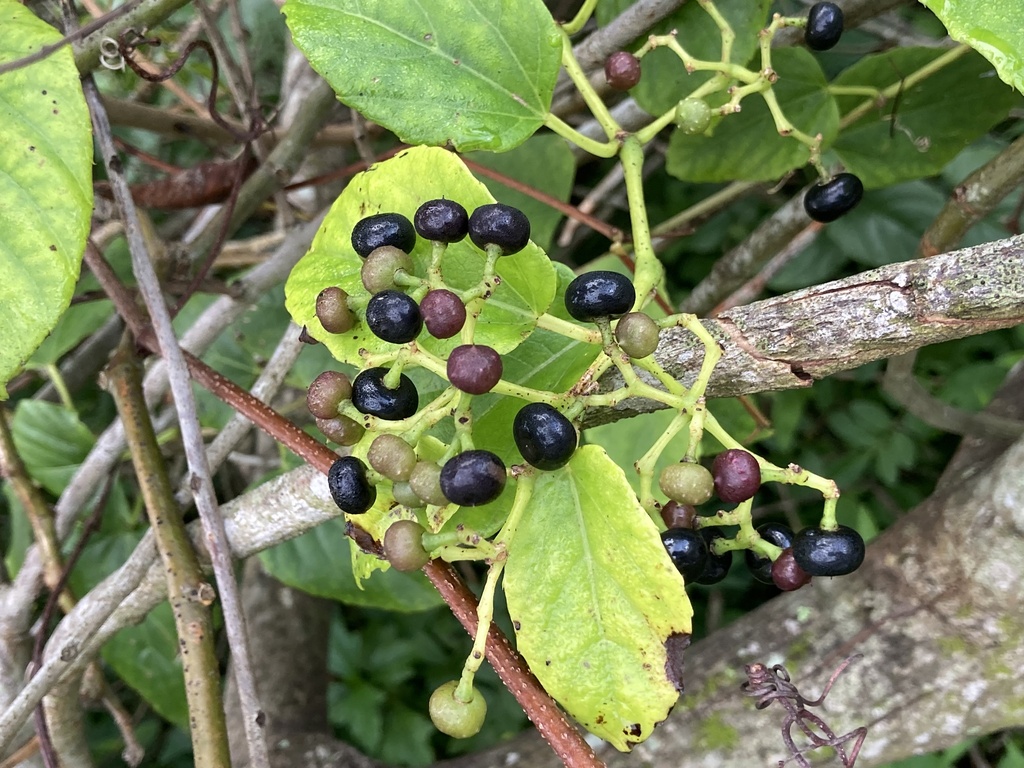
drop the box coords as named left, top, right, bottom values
left=81, top=75, right=272, bottom=768
left=107, top=342, right=231, bottom=768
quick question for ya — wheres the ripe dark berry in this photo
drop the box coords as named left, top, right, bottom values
left=564, top=271, right=636, bottom=322
left=695, top=527, right=733, bottom=585
left=367, top=434, right=417, bottom=481
left=712, top=449, right=761, bottom=503
left=351, top=367, right=419, bottom=421
left=745, top=523, right=795, bottom=584
left=447, top=345, right=503, bottom=395
left=419, top=289, right=466, bottom=339
left=414, top=199, right=469, bottom=243
left=383, top=520, right=431, bottom=572
left=803, top=173, right=863, bottom=223
left=660, top=501, right=697, bottom=530
left=614, top=312, right=660, bottom=358
left=315, top=287, right=355, bottom=334
left=659, top=462, right=714, bottom=506
left=604, top=51, right=641, bottom=90
left=792, top=525, right=865, bottom=576
left=661, top=528, right=709, bottom=583
left=468, top=203, right=531, bottom=255
left=315, top=416, right=364, bottom=446
left=512, top=402, right=578, bottom=471
left=771, top=548, right=812, bottom=591
left=440, top=450, right=507, bottom=507
left=805, top=2, right=844, bottom=51
left=306, top=371, right=351, bottom=420
left=365, top=290, right=423, bottom=344
left=327, top=456, right=376, bottom=515
left=409, top=460, right=447, bottom=506
left=429, top=681, right=487, bottom=739
left=351, top=212, right=416, bottom=258
left=362, top=246, right=413, bottom=294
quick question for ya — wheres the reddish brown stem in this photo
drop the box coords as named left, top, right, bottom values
left=84, top=241, right=604, bottom=768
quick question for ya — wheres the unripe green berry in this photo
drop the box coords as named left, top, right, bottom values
left=659, top=461, right=714, bottom=506
left=383, top=520, right=431, bottom=572
left=315, top=416, right=364, bottom=446
left=409, top=461, right=447, bottom=506
left=361, top=245, right=413, bottom=294
left=674, top=98, right=712, bottom=135
left=429, top=681, right=487, bottom=739
left=614, top=312, right=660, bottom=358
left=367, top=434, right=418, bottom=482
left=307, top=371, right=352, bottom=419
left=316, top=287, right=355, bottom=334
left=393, top=481, right=426, bottom=508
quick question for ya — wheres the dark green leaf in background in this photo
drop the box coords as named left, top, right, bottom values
left=666, top=48, right=838, bottom=183
left=0, top=0, right=94, bottom=397
left=831, top=47, right=1020, bottom=188
left=283, top=0, right=562, bottom=152
left=11, top=400, right=95, bottom=495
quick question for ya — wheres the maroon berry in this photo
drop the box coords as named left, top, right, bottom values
left=419, top=289, right=467, bottom=339
left=447, top=345, right=503, bottom=395
left=605, top=51, right=641, bottom=90
left=771, top=548, right=812, bottom=591
left=712, top=449, right=761, bottom=503
left=306, top=371, right=351, bottom=419
left=660, top=501, right=697, bottom=530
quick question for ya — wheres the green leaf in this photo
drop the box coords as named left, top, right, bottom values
left=11, top=400, right=94, bottom=495
left=282, top=0, right=562, bottom=152
left=284, top=146, right=557, bottom=365
left=28, top=301, right=113, bottom=367
left=666, top=48, right=838, bottom=183
left=504, top=446, right=691, bottom=751
left=70, top=532, right=189, bottom=729
left=0, top=0, right=93, bottom=397
left=599, top=0, right=771, bottom=117
left=831, top=47, right=1020, bottom=188
left=918, top=0, right=1024, bottom=96
left=585, top=409, right=690, bottom=499
left=259, top=517, right=443, bottom=611
left=467, top=134, right=576, bottom=252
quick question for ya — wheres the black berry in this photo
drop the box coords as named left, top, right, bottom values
left=792, top=525, right=865, bottom=576
left=306, top=371, right=351, bottom=420
left=712, top=449, right=761, bottom=503
left=419, top=289, right=467, bottom=339
left=327, top=456, right=376, bottom=515
left=564, top=271, right=635, bottom=322
left=383, top=520, right=431, bottom=571
left=447, top=344, right=503, bottom=395
left=512, top=402, right=578, bottom=471
left=745, top=522, right=795, bottom=584
left=351, top=212, right=416, bottom=258
left=351, top=367, right=419, bottom=421
left=615, top=312, right=660, bottom=358
left=695, top=527, right=733, bottom=585
left=804, top=173, right=863, bottom=223
left=661, top=528, right=709, bottom=583
left=362, top=246, right=413, bottom=294
left=805, top=2, right=844, bottom=51
left=429, top=681, right=487, bottom=739
left=659, top=461, right=714, bottom=506
left=367, top=434, right=417, bottom=481
left=771, top=548, right=812, bottom=591
left=604, top=51, right=641, bottom=90
left=468, top=203, right=531, bottom=255
left=316, top=287, right=355, bottom=334
left=365, top=290, right=423, bottom=344
left=415, top=199, right=469, bottom=243
left=440, top=450, right=506, bottom=507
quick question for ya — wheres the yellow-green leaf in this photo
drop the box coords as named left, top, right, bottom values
left=503, top=446, right=692, bottom=751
